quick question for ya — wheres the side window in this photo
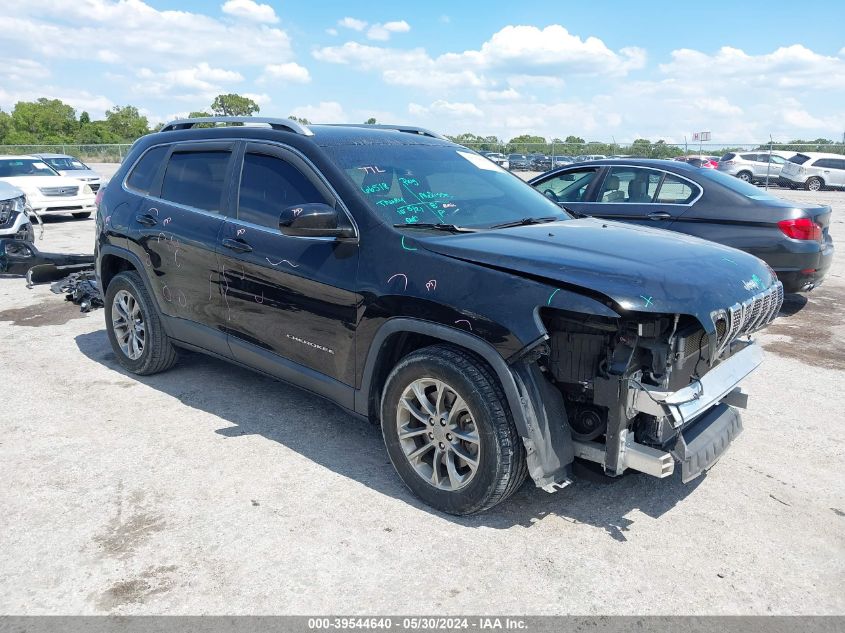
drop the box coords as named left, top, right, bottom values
left=537, top=168, right=597, bottom=202
left=610, top=167, right=662, bottom=203
left=834, top=160, right=845, bottom=170
left=237, top=153, right=326, bottom=228
left=126, top=145, right=168, bottom=193
left=740, top=153, right=757, bottom=161
left=656, top=174, right=698, bottom=204
left=769, top=155, right=786, bottom=165
left=160, top=150, right=230, bottom=213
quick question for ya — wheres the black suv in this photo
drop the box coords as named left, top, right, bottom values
left=96, top=117, right=782, bottom=515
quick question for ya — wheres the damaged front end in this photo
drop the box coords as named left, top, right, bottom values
left=519, top=281, right=783, bottom=486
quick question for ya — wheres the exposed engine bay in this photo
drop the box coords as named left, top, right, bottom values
left=536, top=281, right=784, bottom=482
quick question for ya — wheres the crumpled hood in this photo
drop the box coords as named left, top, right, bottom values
left=418, top=218, right=777, bottom=330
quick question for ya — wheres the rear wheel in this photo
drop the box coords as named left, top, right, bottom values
left=105, top=270, right=177, bottom=375
left=737, top=171, right=752, bottom=182
left=72, top=211, right=91, bottom=219
left=806, top=177, right=823, bottom=192
left=381, top=345, right=527, bottom=515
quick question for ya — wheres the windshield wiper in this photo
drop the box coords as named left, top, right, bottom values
left=489, top=216, right=559, bottom=229
left=393, top=223, right=478, bottom=233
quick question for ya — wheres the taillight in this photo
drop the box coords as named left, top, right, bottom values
left=95, top=188, right=104, bottom=208
left=778, top=218, right=822, bottom=241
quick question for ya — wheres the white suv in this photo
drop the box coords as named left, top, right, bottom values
left=779, top=152, right=845, bottom=191
left=0, top=155, right=97, bottom=219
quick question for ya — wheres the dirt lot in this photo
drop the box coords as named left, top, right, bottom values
left=1, top=177, right=843, bottom=615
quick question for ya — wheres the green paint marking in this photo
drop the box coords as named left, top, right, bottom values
left=401, top=236, right=417, bottom=251
left=547, top=288, right=560, bottom=305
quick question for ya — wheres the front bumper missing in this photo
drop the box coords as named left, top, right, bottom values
left=629, top=342, right=763, bottom=427
left=573, top=402, right=743, bottom=482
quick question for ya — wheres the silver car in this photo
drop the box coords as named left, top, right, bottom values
left=34, top=153, right=103, bottom=192
left=779, top=152, right=845, bottom=191
left=0, top=180, right=34, bottom=242
left=717, top=151, right=792, bottom=183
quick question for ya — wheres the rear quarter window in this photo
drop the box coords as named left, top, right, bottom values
left=126, top=145, right=168, bottom=193
left=790, top=154, right=811, bottom=165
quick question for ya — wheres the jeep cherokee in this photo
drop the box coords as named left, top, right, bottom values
left=96, top=117, right=783, bottom=515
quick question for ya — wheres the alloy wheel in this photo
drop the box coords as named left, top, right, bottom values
left=111, top=289, right=145, bottom=360
left=395, top=378, right=481, bottom=491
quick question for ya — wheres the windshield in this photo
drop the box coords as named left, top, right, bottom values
left=326, top=144, right=568, bottom=229
left=44, top=156, right=88, bottom=171
left=696, top=166, right=782, bottom=201
left=0, top=159, right=59, bottom=177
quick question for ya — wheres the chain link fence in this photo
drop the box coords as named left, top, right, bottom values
left=1, top=141, right=843, bottom=164
left=0, top=144, right=133, bottom=163
left=456, top=141, right=845, bottom=160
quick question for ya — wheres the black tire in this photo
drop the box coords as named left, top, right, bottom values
left=104, top=270, right=177, bottom=375
left=72, top=211, right=92, bottom=219
left=805, top=176, right=823, bottom=192
left=737, top=171, right=752, bottom=183
left=380, top=344, right=527, bottom=515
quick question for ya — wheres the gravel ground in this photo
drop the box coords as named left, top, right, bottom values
left=0, top=172, right=843, bottom=615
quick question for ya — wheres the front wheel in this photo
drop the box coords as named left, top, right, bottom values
left=380, top=345, right=527, bottom=515
left=737, top=171, right=752, bottom=183
left=806, top=177, right=823, bottom=192
left=105, top=270, right=177, bottom=375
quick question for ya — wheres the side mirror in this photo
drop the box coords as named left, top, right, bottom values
left=279, top=203, right=355, bottom=239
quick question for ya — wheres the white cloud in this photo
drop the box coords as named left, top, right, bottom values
left=260, top=62, right=311, bottom=83
left=326, top=27, right=338, bottom=36
left=367, top=20, right=411, bottom=41
left=338, top=17, right=367, bottom=31
left=289, top=101, right=346, bottom=123
left=313, top=42, right=487, bottom=88
left=478, top=88, right=521, bottom=102
left=0, top=87, right=114, bottom=118
left=221, top=0, right=279, bottom=24
left=660, top=44, right=845, bottom=89
left=96, top=50, right=120, bottom=63
left=409, top=100, right=484, bottom=118
left=439, top=15, right=451, bottom=24
left=242, top=92, right=271, bottom=106
left=3, top=1, right=296, bottom=68
left=0, top=59, right=51, bottom=83
left=133, top=63, right=243, bottom=99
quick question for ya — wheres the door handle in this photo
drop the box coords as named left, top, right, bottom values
left=647, top=212, right=671, bottom=221
left=221, top=238, right=253, bottom=253
left=135, top=213, right=158, bottom=227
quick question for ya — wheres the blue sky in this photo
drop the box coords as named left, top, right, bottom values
left=2, top=0, right=844, bottom=143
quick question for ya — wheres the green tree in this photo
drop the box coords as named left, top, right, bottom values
left=9, top=98, right=78, bottom=143
left=288, top=115, right=311, bottom=125
left=211, top=94, right=260, bottom=117
left=364, top=117, right=377, bottom=124
left=104, top=105, right=150, bottom=141
left=188, top=110, right=212, bottom=118
left=0, top=109, right=10, bottom=144
left=79, top=111, right=91, bottom=125
left=75, top=120, right=121, bottom=144
left=564, top=135, right=585, bottom=144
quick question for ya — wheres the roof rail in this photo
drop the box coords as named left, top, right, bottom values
left=159, top=116, right=314, bottom=136
left=320, top=123, right=448, bottom=140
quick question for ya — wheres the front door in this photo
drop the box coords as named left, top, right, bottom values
left=217, top=142, right=360, bottom=391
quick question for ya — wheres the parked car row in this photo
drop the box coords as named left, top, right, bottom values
left=527, top=158, right=833, bottom=292
left=0, top=154, right=100, bottom=220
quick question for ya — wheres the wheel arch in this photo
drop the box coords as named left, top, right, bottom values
left=98, top=245, right=163, bottom=314
left=358, top=317, right=575, bottom=490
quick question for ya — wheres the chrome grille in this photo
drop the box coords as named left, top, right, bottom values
left=39, top=186, right=79, bottom=197
left=713, top=282, right=783, bottom=358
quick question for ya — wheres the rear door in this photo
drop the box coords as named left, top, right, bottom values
left=217, top=141, right=360, bottom=391
left=133, top=141, right=235, bottom=353
left=578, top=166, right=694, bottom=229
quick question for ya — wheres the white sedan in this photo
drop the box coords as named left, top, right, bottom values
left=0, top=155, right=97, bottom=219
